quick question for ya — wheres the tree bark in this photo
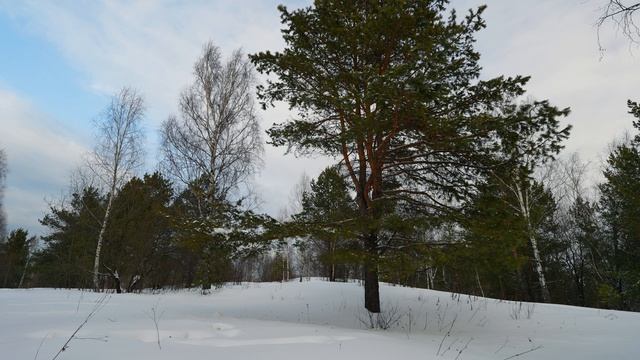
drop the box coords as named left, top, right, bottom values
left=364, top=265, right=380, bottom=313
left=18, top=253, right=31, bottom=288
left=515, top=183, right=551, bottom=303
left=329, top=240, right=336, bottom=282
left=528, top=230, right=551, bottom=302
left=92, top=189, right=115, bottom=290
left=364, top=232, right=381, bottom=313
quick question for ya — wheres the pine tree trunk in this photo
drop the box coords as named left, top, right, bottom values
left=364, top=265, right=380, bottom=313
left=364, top=232, right=380, bottom=313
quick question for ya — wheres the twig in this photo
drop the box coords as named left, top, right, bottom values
left=440, top=337, right=460, bottom=356
left=34, top=334, right=48, bottom=360
left=146, top=299, right=164, bottom=350
left=436, top=314, right=457, bottom=356
left=454, top=337, right=473, bottom=360
left=502, top=345, right=543, bottom=360
left=76, top=289, right=84, bottom=313
left=423, top=311, right=428, bottom=331
left=495, top=336, right=509, bottom=354
left=51, top=294, right=110, bottom=360
left=74, top=336, right=109, bottom=342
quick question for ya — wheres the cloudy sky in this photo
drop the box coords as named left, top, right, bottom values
left=0, top=0, right=638, bottom=236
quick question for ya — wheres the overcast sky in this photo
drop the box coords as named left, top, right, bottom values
left=0, top=0, right=638, bottom=236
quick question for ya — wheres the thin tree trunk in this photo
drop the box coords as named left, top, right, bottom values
left=3, top=260, right=11, bottom=287
left=475, top=267, right=485, bottom=298
left=515, top=183, right=550, bottom=303
left=282, top=251, right=286, bottom=282
left=92, top=189, right=115, bottom=291
left=285, top=251, right=289, bottom=281
left=528, top=230, right=551, bottom=302
left=330, top=240, right=336, bottom=282
left=331, top=263, right=336, bottom=282
left=18, top=254, right=32, bottom=288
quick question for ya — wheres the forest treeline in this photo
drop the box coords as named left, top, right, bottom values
left=0, top=1, right=639, bottom=313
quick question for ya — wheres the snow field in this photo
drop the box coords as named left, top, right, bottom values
left=1, top=279, right=639, bottom=359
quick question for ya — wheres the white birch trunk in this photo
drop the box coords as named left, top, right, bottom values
left=515, top=182, right=551, bottom=303
left=18, top=253, right=32, bottom=288
left=92, top=189, right=115, bottom=290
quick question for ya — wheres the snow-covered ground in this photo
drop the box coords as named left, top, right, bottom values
left=1, top=279, right=638, bottom=359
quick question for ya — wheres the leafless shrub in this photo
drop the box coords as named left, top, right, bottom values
left=402, top=307, right=414, bottom=338
left=357, top=305, right=403, bottom=330
left=145, top=300, right=164, bottom=350
left=509, top=301, right=535, bottom=320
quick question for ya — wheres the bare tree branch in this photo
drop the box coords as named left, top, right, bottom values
left=597, top=1, right=640, bottom=51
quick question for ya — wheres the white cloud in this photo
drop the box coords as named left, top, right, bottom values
left=463, top=0, right=640, bottom=162
left=1, top=0, right=328, bottom=218
left=0, top=88, right=88, bottom=234
left=2, top=0, right=640, bottom=227
left=6, top=0, right=295, bottom=119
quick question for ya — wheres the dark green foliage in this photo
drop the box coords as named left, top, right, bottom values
left=35, top=187, right=104, bottom=288
left=31, top=173, right=275, bottom=291
left=442, top=176, right=559, bottom=301
left=101, top=172, right=175, bottom=291
left=596, top=105, right=640, bottom=309
left=458, top=179, right=530, bottom=299
left=0, top=228, right=35, bottom=287
left=558, top=197, right=602, bottom=306
left=172, top=178, right=276, bottom=289
left=251, top=0, right=570, bottom=311
left=295, top=166, right=358, bottom=281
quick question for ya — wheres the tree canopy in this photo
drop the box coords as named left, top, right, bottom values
left=251, top=0, right=570, bottom=313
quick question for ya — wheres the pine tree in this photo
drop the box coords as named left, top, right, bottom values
left=562, top=197, right=601, bottom=306
left=101, top=172, right=174, bottom=292
left=251, top=0, right=570, bottom=312
left=597, top=101, right=640, bottom=309
left=172, top=178, right=275, bottom=290
left=296, top=166, right=357, bottom=281
left=1, top=229, right=36, bottom=288
left=35, top=187, right=105, bottom=288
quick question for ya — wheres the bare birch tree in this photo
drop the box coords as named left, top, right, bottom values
left=501, top=170, right=552, bottom=303
left=88, top=88, right=145, bottom=290
left=161, top=42, right=263, bottom=208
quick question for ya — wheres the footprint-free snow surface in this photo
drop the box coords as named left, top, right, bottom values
left=1, top=279, right=638, bottom=359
